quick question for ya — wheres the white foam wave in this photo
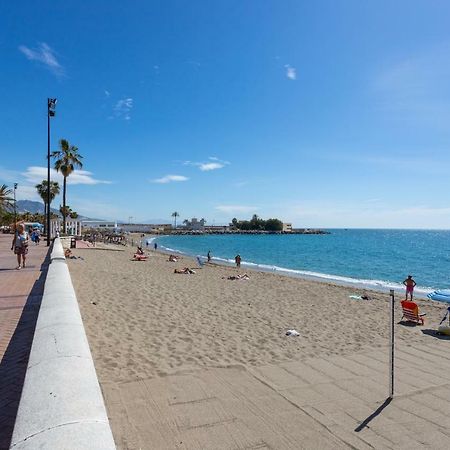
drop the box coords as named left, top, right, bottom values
left=155, top=239, right=434, bottom=297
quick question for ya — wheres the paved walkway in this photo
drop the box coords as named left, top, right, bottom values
left=104, top=339, right=450, bottom=449
left=0, top=234, right=50, bottom=450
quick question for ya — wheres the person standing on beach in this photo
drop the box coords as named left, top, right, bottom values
left=11, top=223, right=29, bottom=269
left=235, top=254, right=241, bottom=268
left=403, top=275, right=416, bottom=300
left=207, top=250, right=211, bottom=262
left=154, top=242, right=157, bottom=251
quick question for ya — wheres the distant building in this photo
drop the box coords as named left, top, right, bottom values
left=282, top=222, right=293, bottom=232
left=204, top=225, right=230, bottom=233
left=183, top=218, right=205, bottom=231
left=118, top=223, right=171, bottom=233
left=81, top=220, right=117, bottom=230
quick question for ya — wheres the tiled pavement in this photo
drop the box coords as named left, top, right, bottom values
left=0, top=234, right=50, bottom=450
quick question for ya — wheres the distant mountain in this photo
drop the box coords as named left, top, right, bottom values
left=15, top=200, right=100, bottom=221
left=16, top=200, right=59, bottom=215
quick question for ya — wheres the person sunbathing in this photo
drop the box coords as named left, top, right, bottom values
left=174, top=267, right=195, bottom=274
left=168, top=254, right=178, bottom=262
left=136, top=246, right=144, bottom=255
left=226, top=273, right=250, bottom=280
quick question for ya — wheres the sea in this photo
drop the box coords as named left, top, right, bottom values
left=147, top=229, right=450, bottom=297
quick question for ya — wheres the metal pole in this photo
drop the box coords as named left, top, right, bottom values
left=389, top=289, right=395, bottom=398
left=13, top=183, right=17, bottom=226
left=47, top=99, right=51, bottom=246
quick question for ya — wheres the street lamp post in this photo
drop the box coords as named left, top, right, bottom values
left=13, top=183, right=17, bottom=227
left=47, top=98, right=57, bottom=246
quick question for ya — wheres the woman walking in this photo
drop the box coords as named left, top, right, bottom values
left=11, top=223, right=29, bottom=269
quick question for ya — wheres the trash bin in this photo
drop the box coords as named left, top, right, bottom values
left=70, top=238, right=76, bottom=249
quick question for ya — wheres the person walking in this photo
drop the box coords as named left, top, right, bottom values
left=11, top=223, right=29, bottom=269
left=235, top=254, right=241, bottom=268
left=207, top=250, right=211, bottom=262
left=403, top=275, right=416, bottom=300
left=154, top=242, right=158, bottom=251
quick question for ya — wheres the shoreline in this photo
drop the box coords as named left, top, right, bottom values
left=67, top=242, right=449, bottom=448
left=145, top=234, right=435, bottom=300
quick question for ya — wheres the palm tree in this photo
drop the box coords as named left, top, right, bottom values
left=171, top=211, right=180, bottom=229
left=52, top=139, right=83, bottom=234
left=60, top=205, right=72, bottom=219
left=0, top=184, right=13, bottom=214
left=35, top=180, right=60, bottom=218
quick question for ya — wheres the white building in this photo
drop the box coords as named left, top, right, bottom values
left=282, top=222, right=293, bottom=232
left=81, top=220, right=118, bottom=230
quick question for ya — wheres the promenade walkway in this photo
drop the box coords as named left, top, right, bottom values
left=0, top=234, right=50, bottom=450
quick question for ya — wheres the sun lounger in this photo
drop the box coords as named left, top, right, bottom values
left=401, top=300, right=426, bottom=325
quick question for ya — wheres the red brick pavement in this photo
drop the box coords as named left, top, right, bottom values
left=0, top=234, right=50, bottom=450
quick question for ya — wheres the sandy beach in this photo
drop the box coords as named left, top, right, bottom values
left=68, top=243, right=449, bottom=449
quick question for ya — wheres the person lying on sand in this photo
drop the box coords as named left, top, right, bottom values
left=167, top=254, right=178, bottom=262
left=225, top=273, right=250, bottom=280
left=174, top=267, right=195, bottom=274
left=64, top=248, right=84, bottom=260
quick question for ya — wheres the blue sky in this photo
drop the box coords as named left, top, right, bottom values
left=1, top=0, right=450, bottom=228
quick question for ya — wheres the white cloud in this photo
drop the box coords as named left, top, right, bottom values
left=19, top=42, right=63, bottom=76
left=15, top=185, right=42, bottom=202
left=184, top=157, right=229, bottom=172
left=104, top=90, right=110, bottom=98
left=22, top=166, right=111, bottom=185
left=285, top=64, right=297, bottom=80
left=152, top=175, right=189, bottom=184
left=215, top=205, right=259, bottom=214
left=198, top=162, right=224, bottom=171
left=113, top=97, right=133, bottom=120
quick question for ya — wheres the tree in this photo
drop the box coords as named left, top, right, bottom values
left=0, top=184, right=13, bottom=214
left=171, top=211, right=180, bottom=229
left=69, top=211, right=78, bottom=219
left=52, top=139, right=83, bottom=234
left=60, top=205, right=72, bottom=218
left=264, top=218, right=283, bottom=231
left=35, top=180, right=60, bottom=218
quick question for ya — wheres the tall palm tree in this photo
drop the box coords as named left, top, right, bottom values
left=171, top=211, right=179, bottom=229
left=35, top=180, right=60, bottom=218
left=0, top=184, right=13, bottom=214
left=51, top=139, right=83, bottom=234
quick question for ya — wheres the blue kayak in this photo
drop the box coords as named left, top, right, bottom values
left=428, top=290, right=450, bottom=303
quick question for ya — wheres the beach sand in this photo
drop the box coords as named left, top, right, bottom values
left=68, top=244, right=448, bottom=448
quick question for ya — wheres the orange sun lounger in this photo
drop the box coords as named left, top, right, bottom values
left=401, top=300, right=426, bottom=325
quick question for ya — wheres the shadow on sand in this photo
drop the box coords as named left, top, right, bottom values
left=354, top=397, right=392, bottom=432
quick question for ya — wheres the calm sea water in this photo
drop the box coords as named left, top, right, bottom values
left=150, top=230, right=450, bottom=295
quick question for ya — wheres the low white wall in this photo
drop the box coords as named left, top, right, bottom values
left=10, top=238, right=116, bottom=450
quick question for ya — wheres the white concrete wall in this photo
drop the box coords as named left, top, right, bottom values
left=9, top=238, right=116, bottom=450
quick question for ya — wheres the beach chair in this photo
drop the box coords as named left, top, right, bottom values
left=401, top=300, right=426, bottom=325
